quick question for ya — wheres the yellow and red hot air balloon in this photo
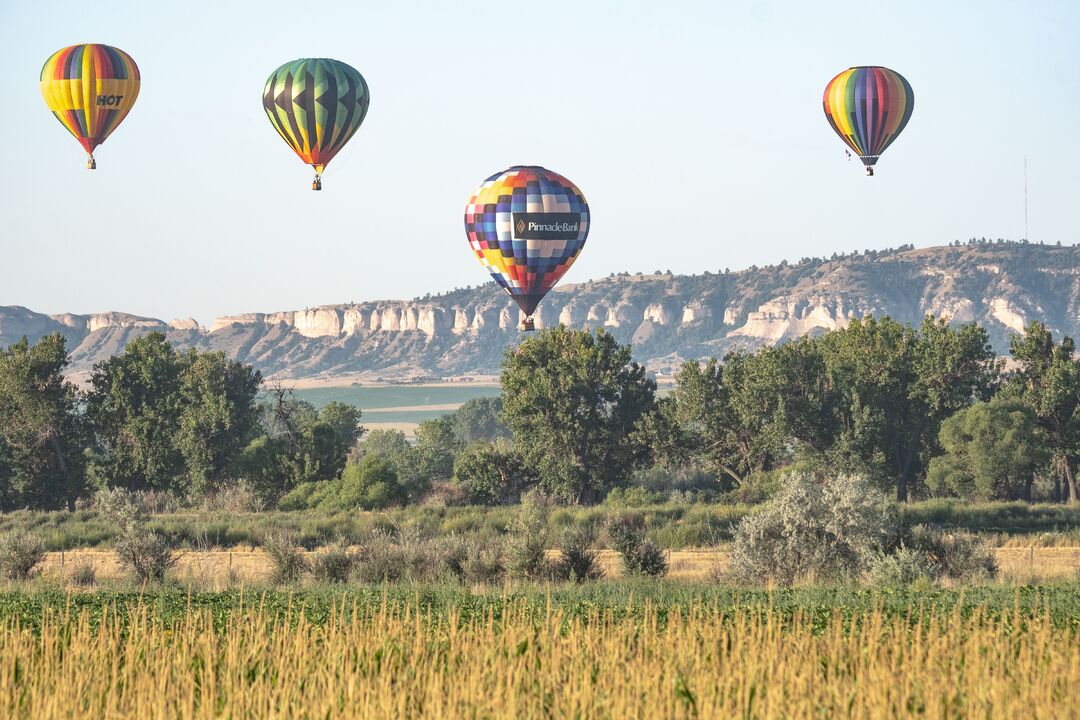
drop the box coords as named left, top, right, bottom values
left=40, top=44, right=140, bottom=169
left=823, top=66, right=913, bottom=176
left=464, top=166, right=590, bottom=331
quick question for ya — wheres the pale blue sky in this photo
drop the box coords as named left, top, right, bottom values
left=1, top=0, right=1077, bottom=325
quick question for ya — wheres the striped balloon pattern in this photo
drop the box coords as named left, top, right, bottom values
left=40, top=44, right=140, bottom=166
left=823, top=66, right=913, bottom=175
left=464, top=166, right=589, bottom=321
left=262, top=58, right=370, bottom=185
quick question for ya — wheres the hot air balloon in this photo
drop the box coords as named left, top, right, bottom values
left=823, top=66, right=913, bottom=176
left=464, top=166, right=589, bottom=331
left=262, top=58, right=370, bottom=190
left=40, top=44, right=140, bottom=169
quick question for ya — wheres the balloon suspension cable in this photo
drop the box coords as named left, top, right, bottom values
left=86, top=154, right=96, bottom=170
left=312, top=172, right=323, bottom=191
left=521, top=316, right=536, bottom=332
left=865, top=166, right=874, bottom=177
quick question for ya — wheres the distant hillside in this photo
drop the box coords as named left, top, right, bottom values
left=3, top=242, right=1078, bottom=381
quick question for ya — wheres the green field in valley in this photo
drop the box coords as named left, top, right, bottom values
left=289, top=384, right=502, bottom=424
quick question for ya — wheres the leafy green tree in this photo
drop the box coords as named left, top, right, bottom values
left=412, top=416, right=462, bottom=491
left=819, top=317, right=999, bottom=501
left=176, top=351, right=262, bottom=496
left=242, top=391, right=363, bottom=503
left=84, top=333, right=188, bottom=493
left=354, top=429, right=424, bottom=498
left=86, top=333, right=265, bottom=498
left=667, top=338, right=831, bottom=488
left=926, top=398, right=1047, bottom=500
left=0, top=334, right=87, bottom=510
left=448, top=396, right=509, bottom=443
left=452, top=439, right=531, bottom=504
left=1005, top=321, right=1080, bottom=502
left=316, top=401, right=365, bottom=448
left=500, top=327, right=656, bottom=503
left=338, top=454, right=406, bottom=509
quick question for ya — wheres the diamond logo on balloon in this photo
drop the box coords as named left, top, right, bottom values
left=516, top=218, right=526, bottom=235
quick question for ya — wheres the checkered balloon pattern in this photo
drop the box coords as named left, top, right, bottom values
left=464, top=166, right=589, bottom=317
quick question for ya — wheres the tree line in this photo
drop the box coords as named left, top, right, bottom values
left=1, top=317, right=1078, bottom=512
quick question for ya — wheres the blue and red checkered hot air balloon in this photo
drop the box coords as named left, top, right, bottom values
left=464, top=166, right=589, bottom=330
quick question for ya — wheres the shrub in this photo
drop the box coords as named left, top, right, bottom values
left=339, top=455, right=407, bottom=510
left=310, top=541, right=356, bottom=584
left=505, top=490, right=552, bottom=580
left=726, top=473, right=896, bottom=585
left=115, top=525, right=177, bottom=583
left=443, top=536, right=505, bottom=584
left=68, top=561, right=97, bottom=587
left=606, top=513, right=667, bottom=578
left=354, top=532, right=406, bottom=583
left=907, top=525, right=998, bottom=581
left=262, top=530, right=309, bottom=585
left=867, top=545, right=938, bottom=587
left=452, top=440, right=529, bottom=505
left=93, top=487, right=146, bottom=528
left=0, top=531, right=46, bottom=580
left=552, top=526, right=603, bottom=582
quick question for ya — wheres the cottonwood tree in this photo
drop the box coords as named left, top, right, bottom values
left=926, top=397, right=1047, bottom=500
left=500, top=327, right=656, bottom=504
left=819, top=317, right=999, bottom=501
left=0, top=334, right=87, bottom=510
left=1005, top=321, right=1080, bottom=503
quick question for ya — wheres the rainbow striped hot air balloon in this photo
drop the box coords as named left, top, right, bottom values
left=823, top=66, right=913, bottom=176
left=40, top=44, right=141, bottom=169
left=464, top=166, right=589, bottom=331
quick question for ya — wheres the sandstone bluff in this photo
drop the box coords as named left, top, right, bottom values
left=3, top=243, right=1077, bottom=381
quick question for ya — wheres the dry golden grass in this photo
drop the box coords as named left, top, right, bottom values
left=1, top=599, right=1076, bottom=719
left=37, top=545, right=1080, bottom=586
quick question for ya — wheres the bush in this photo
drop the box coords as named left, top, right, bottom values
left=606, top=513, right=667, bottom=578
left=68, top=561, right=97, bottom=587
left=907, top=525, right=998, bottom=581
left=262, top=530, right=309, bottom=585
left=726, top=473, right=896, bottom=585
left=354, top=532, right=407, bottom=583
left=867, top=545, right=937, bottom=587
left=115, top=525, right=177, bottom=583
left=553, top=526, right=603, bottom=582
left=0, top=531, right=46, bottom=580
left=310, top=541, right=356, bottom=584
left=339, top=455, right=407, bottom=510
left=505, top=491, right=552, bottom=580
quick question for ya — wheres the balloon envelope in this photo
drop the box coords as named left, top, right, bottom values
left=464, top=166, right=589, bottom=318
left=40, top=44, right=140, bottom=163
left=823, top=66, right=913, bottom=173
left=262, top=58, right=370, bottom=179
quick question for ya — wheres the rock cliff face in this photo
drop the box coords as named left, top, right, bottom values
left=3, top=243, right=1078, bottom=380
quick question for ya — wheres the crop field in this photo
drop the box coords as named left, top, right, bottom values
left=26, top=544, right=1080, bottom=587
left=290, top=384, right=502, bottom=425
left=1, top=583, right=1078, bottom=719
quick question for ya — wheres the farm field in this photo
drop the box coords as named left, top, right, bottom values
left=27, top=544, right=1080, bottom=586
left=289, top=384, right=502, bottom=427
left=1, top=582, right=1078, bottom=718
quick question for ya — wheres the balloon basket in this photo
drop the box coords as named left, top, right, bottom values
left=521, top=317, right=535, bottom=331
left=86, top=155, right=96, bottom=170
left=312, top=174, right=322, bottom=191
left=865, top=166, right=874, bottom=177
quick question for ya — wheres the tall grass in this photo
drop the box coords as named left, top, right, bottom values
left=0, top=591, right=1076, bottom=718
left=1, top=500, right=1077, bottom=552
